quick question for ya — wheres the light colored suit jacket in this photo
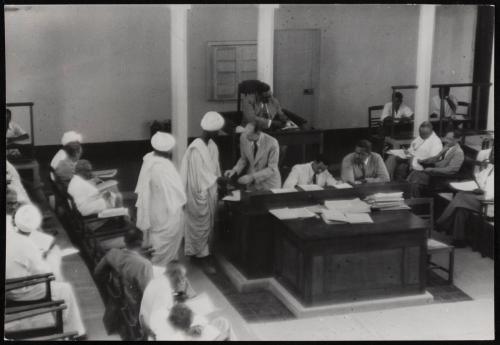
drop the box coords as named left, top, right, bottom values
left=233, top=132, right=281, bottom=191
left=421, top=143, right=464, bottom=176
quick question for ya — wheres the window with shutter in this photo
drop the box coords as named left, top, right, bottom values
left=207, top=41, right=257, bottom=101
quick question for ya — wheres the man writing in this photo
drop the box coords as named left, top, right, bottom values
left=407, top=129, right=465, bottom=197
left=341, top=140, right=390, bottom=184
left=224, top=121, right=281, bottom=191
left=283, top=154, right=339, bottom=188
left=242, top=81, right=288, bottom=131
left=135, top=132, right=187, bottom=265
left=181, top=111, right=225, bottom=274
left=385, top=121, right=443, bottom=181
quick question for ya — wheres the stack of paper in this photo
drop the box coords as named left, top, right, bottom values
left=222, top=190, right=241, bottom=201
left=365, top=192, right=409, bottom=211
left=269, top=207, right=316, bottom=220
left=321, top=210, right=373, bottom=224
left=450, top=180, right=479, bottom=192
left=297, top=184, right=323, bottom=191
left=324, top=198, right=371, bottom=213
left=270, top=188, right=298, bottom=194
left=305, top=204, right=326, bottom=214
left=98, top=207, right=129, bottom=218
left=331, top=182, right=353, bottom=189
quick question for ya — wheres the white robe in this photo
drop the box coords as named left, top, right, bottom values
left=67, top=175, right=107, bottom=216
left=180, top=138, right=221, bottom=258
left=6, top=161, right=31, bottom=204
left=135, top=152, right=187, bottom=266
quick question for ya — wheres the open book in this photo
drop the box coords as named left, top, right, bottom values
left=297, top=184, right=323, bottom=191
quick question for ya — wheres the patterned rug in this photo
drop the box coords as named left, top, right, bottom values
left=207, top=261, right=473, bottom=322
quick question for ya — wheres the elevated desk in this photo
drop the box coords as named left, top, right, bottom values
left=223, top=182, right=413, bottom=279
left=273, top=210, right=427, bottom=306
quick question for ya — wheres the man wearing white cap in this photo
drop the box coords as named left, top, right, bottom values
left=6, top=205, right=86, bottom=338
left=135, top=132, right=187, bottom=266
left=50, top=131, right=83, bottom=187
left=180, top=112, right=225, bottom=273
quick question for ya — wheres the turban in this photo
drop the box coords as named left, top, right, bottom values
left=200, top=111, right=225, bottom=132
left=14, top=204, right=42, bottom=234
left=61, top=131, right=83, bottom=146
left=151, top=132, right=176, bottom=152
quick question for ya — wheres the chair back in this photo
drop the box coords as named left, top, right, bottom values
left=404, top=197, right=434, bottom=237
left=456, top=101, right=471, bottom=118
left=368, top=105, right=384, bottom=133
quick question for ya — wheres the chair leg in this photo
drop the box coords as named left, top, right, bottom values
left=448, top=249, right=455, bottom=285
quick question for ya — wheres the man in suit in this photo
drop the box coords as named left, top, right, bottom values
left=224, top=121, right=281, bottom=191
left=407, top=129, right=465, bottom=197
left=283, top=154, right=339, bottom=188
left=341, top=140, right=390, bottom=184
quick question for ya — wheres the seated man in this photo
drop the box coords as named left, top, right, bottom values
left=430, top=86, right=459, bottom=119
left=94, top=228, right=154, bottom=333
left=50, top=131, right=83, bottom=187
left=7, top=160, right=31, bottom=204
left=6, top=108, right=30, bottom=144
left=380, top=92, right=414, bottom=122
left=150, top=303, right=232, bottom=341
left=385, top=121, right=443, bottom=181
left=6, top=204, right=86, bottom=338
left=67, top=160, right=123, bottom=216
left=283, top=154, right=339, bottom=188
left=241, top=81, right=288, bottom=131
left=224, top=121, right=281, bottom=191
left=436, top=148, right=494, bottom=247
left=407, top=129, right=465, bottom=197
left=341, top=140, right=390, bottom=184
left=140, top=260, right=196, bottom=335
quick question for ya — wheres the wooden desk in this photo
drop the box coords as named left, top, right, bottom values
left=230, top=129, right=324, bottom=165
left=12, top=159, right=42, bottom=189
left=222, top=182, right=412, bottom=279
left=273, top=210, right=427, bottom=306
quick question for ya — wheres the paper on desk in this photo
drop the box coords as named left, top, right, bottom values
left=269, top=207, right=314, bottom=220
left=270, top=188, right=298, bottom=194
left=324, top=198, right=371, bottom=213
left=344, top=213, right=373, bottom=224
left=450, top=180, right=479, bottom=192
left=388, top=149, right=410, bottom=160
left=332, top=182, right=353, bottom=189
left=287, top=207, right=317, bottom=218
left=297, top=184, right=323, bottom=191
left=222, top=190, right=241, bottom=201
left=30, top=230, right=55, bottom=253
left=60, top=247, right=80, bottom=257
left=185, top=293, right=218, bottom=316
left=98, top=207, right=129, bottom=218
left=321, top=209, right=348, bottom=222
left=305, top=204, right=326, bottom=214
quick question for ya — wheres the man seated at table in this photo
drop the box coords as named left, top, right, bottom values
left=341, top=140, right=390, bottom=184
left=140, top=260, right=196, bottom=336
left=241, top=81, right=289, bottom=131
left=94, top=228, right=154, bottom=333
left=224, top=121, right=281, bottom=191
left=385, top=121, right=443, bottom=181
left=380, top=92, right=414, bottom=122
left=150, top=303, right=232, bottom=341
left=50, top=131, right=83, bottom=187
left=407, top=129, right=464, bottom=197
left=67, top=159, right=123, bottom=216
left=435, top=148, right=494, bottom=248
left=283, top=154, right=339, bottom=188
left=6, top=204, right=86, bottom=338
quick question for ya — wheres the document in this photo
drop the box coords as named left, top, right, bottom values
left=321, top=209, right=348, bottom=223
left=269, top=207, right=315, bottom=220
left=185, top=293, right=217, bottom=316
left=30, top=230, right=55, bottom=253
left=388, top=149, right=410, bottom=160
left=450, top=180, right=479, bottom=192
left=287, top=207, right=316, bottom=218
left=332, top=182, right=353, bottom=189
left=222, top=190, right=241, bottom=201
left=297, top=184, right=323, bottom=191
left=98, top=207, right=129, bottom=218
left=94, top=169, right=117, bottom=178
left=97, top=180, right=118, bottom=192
left=324, top=198, right=371, bottom=213
left=270, top=188, right=298, bottom=194
left=344, top=213, right=373, bottom=224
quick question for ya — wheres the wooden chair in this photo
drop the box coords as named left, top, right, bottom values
left=405, top=197, right=455, bottom=284
left=5, top=273, right=55, bottom=307
left=368, top=105, right=385, bottom=154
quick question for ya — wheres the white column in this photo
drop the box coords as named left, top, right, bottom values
left=257, top=4, right=279, bottom=89
left=413, top=5, right=436, bottom=137
left=170, top=5, right=191, bottom=166
left=487, top=36, right=494, bottom=131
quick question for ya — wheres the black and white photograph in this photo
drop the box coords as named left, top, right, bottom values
left=3, top=3, right=495, bottom=341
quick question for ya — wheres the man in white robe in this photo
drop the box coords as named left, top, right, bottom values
left=6, top=205, right=86, bottom=338
left=50, top=131, right=83, bottom=183
left=135, top=132, right=187, bottom=266
left=180, top=111, right=225, bottom=273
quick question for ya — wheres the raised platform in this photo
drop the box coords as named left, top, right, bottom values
left=216, top=254, right=434, bottom=319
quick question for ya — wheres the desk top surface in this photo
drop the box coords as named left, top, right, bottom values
left=277, top=210, right=427, bottom=241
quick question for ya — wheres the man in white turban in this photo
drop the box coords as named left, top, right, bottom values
left=6, top=205, right=86, bottom=338
left=180, top=112, right=225, bottom=274
left=135, top=132, right=187, bottom=266
left=50, top=131, right=83, bottom=186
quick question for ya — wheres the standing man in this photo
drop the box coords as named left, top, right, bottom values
left=135, top=132, right=187, bottom=266
left=224, top=122, right=281, bottom=191
left=181, top=112, right=225, bottom=274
